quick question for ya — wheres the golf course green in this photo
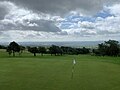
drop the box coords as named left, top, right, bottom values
left=0, top=49, right=120, bottom=90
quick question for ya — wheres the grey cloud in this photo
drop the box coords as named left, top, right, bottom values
left=3, top=0, right=120, bottom=16
left=73, top=30, right=96, bottom=37
left=0, top=19, right=61, bottom=32
left=36, top=33, right=41, bottom=36
left=0, top=20, right=17, bottom=30
left=0, top=4, right=8, bottom=20
left=74, top=29, right=120, bottom=37
left=81, top=24, right=95, bottom=30
left=26, top=34, right=36, bottom=38
left=0, top=1, right=62, bottom=33
left=21, top=20, right=61, bottom=32
left=0, top=31, right=12, bottom=41
left=97, top=30, right=120, bottom=35
left=0, top=31, right=3, bottom=35
left=55, top=31, right=68, bottom=35
left=0, top=7, right=5, bottom=20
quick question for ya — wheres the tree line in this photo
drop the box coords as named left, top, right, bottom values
left=0, top=40, right=120, bottom=57
left=4, top=41, right=90, bottom=56
left=93, top=40, right=120, bottom=56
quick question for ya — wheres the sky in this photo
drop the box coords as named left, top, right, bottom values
left=0, top=0, right=120, bottom=42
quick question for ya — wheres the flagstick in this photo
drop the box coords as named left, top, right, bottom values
left=71, top=59, right=76, bottom=79
left=71, top=64, right=74, bottom=79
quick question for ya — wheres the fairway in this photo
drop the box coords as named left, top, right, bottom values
left=0, top=51, right=120, bottom=90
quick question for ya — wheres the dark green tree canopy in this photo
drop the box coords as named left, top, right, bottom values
left=7, top=41, right=20, bottom=56
left=28, top=47, right=38, bottom=56
left=49, top=45, right=63, bottom=56
left=38, top=46, right=46, bottom=56
left=96, top=40, right=120, bottom=56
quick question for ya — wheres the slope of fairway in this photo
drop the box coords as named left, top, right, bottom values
left=0, top=51, right=120, bottom=90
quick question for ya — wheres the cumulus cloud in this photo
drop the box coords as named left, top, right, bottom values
left=0, top=30, right=68, bottom=42
left=0, top=1, right=62, bottom=32
left=60, top=3, right=120, bottom=39
left=107, top=4, right=120, bottom=16
left=0, top=0, right=120, bottom=41
left=0, top=19, right=61, bottom=32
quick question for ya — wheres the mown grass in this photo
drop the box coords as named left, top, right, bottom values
left=0, top=49, right=120, bottom=90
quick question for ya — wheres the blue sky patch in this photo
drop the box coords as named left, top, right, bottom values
left=95, top=10, right=113, bottom=18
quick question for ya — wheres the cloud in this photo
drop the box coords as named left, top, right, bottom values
left=0, top=19, right=61, bottom=32
left=0, top=1, right=10, bottom=20
left=0, top=30, right=68, bottom=42
left=108, top=4, right=120, bottom=16
left=21, top=20, right=61, bottom=32
left=0, top=31, right=12, bottom=42
left=0, top=0, right=120, bottom=42
left=78, top=21, right=95, bottom=29
left=0, top=1, right=62, bottom=32
left=1, top=0, right=119, bottom=16
left=60, top=3, right=120, bottom=39
left=0, top=6, right=7, bottom=20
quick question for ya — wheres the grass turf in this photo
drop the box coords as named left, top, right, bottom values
left=0, top=50, right=120, bottom=90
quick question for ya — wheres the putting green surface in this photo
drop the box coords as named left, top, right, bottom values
left=0, top=50, right=120, bottom=90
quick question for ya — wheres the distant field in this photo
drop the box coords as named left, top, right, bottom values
left=0, top=50, right=120, bottom=90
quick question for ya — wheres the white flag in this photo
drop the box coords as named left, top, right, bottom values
left=73, top=59, right=76, bottom=64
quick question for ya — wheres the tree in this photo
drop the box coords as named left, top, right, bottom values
left=92, top=49, right=101, bottom=56
left=95, top=40, right=120, bottom=56
left=0, top=45, right=7, bottom=49
left=19, top=45, right=26, bottom=55
left=105, top=40, right=119, bottom=56
left=98, top=43, right=106, bottom=56
left=49, top=45, right=63, bottom=56
left=6, top=46, right=12, bottom=56
left=7, top=41, right=20, bottom=56
left=80, top=47, right=90, bottom=54
left=61, top=46, right=70, bottom=54
left=38, top=46, right=46, bottom=56
left=28, top=47, right=38, bottom=56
